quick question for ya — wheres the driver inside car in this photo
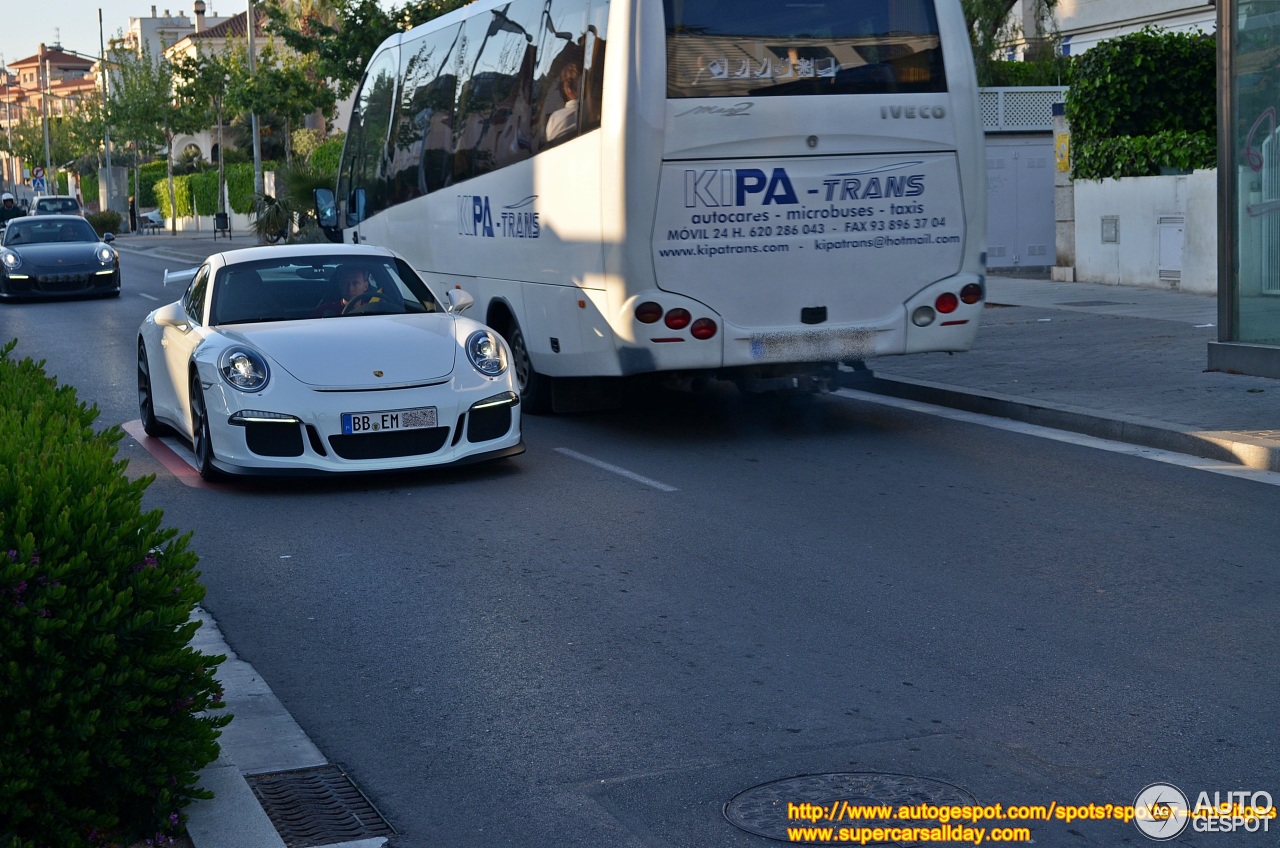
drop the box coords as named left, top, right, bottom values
left=313, top=265, right=384, bottom=317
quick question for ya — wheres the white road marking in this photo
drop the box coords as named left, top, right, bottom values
left=138, top=292, right=159, bottom=301
left=838, top=389, right=1280, bottom=487
left=555, top=447, right=678, bottom=492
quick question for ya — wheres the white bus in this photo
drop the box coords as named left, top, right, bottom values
left=317, top=0, right=987, bottom=412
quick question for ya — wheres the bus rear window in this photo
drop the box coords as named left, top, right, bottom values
left=665, top=0, right=946, bottom=98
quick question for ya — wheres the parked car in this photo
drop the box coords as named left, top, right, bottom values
left=31, top=195, right=85, bottom=217
left=0, top=214, right=121, bottom=300
left=136, top=243, right=524, bottom=479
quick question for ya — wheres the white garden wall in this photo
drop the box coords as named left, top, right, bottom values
left=1072, top=169, right=1217, bottom=294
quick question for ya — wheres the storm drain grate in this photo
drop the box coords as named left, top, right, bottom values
left=725, top=772, right=977, bottom=846
left=246, top=763, right=397, bottom=848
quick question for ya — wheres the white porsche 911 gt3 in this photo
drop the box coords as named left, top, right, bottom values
left=137, top=244, right=523, bottom=479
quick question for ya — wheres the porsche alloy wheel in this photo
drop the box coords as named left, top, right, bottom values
left=189, top=371, right=222, bottom=481
left=137, top=340, right=171, bottom=437
left=507, top=322, right=551, bottom=414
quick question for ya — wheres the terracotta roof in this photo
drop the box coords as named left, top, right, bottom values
left=189, top=9, right=267, bottom=40
left=9, top=49, right=94, bottom=69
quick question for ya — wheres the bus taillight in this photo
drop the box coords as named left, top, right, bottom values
left=935, top=292, right=959, bottom=314
left=690, top=318, right=718, bottom=340
left=664, top=308, right=692, bottom=330
left=960, top=282, right=984, bottom=304
left=635, top=301, right=663, bottom=323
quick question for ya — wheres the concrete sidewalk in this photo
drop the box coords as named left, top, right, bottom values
left=866, top=274, right=1280, bottom=471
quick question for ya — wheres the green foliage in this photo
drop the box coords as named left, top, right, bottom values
left=1066, top=27, right=1216, bottom=179
left=985, top=55, right=1074, bottom=87
left=86, top=210, right=123, bottom=236
left=153, top=175, right=184, bottom=220
left=964, top=0, right=1060, bottom=86
left=81, top=172, right=100, bottom=206
left=106, top=42, right=174, bottom=164
left=190, top=171, right=221, bottom=216
left=1070, top=130, right=1216, bottom=180
left=253, top=193, right=293, bottom=241
left=137, top=162, right=169, bottom=208
left=230, top=162, right=277, bottom=215
left=157, top=163, right=279, bottom=218
left=309, top=136, right=346, bottom=181
left=262, top=0, right=469, bottom=98
left=0, top=340, right=229, bottom=846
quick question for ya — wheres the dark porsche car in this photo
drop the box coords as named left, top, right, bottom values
left=0, top=215, right=121, bottom=300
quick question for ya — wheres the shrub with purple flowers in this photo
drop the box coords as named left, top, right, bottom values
left=0, top=340, right=230, bottom=846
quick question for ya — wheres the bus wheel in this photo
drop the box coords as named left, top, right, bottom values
left=507, top=322, right=552, bottom=414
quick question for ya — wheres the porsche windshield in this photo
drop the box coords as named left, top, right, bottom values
left=3, top=219, right=99, bottom=245
left=211, top=256, right=441, bottom=326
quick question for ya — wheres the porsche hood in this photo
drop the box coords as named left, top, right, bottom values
left=220, top=315, right=459, bottom=388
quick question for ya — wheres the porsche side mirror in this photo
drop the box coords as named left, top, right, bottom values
left=447, top=289, right=475, bottom=314
left=153, top=302, right=188, bottom=328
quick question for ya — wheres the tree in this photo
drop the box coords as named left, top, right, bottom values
left=230, top=43, right=336, bottom=165
left=107, top=43, right=173, bottom=223
left=260, top=0, right=468, bottom=99
left=169, top=51, right=235, bottom=217
left=962, top=0, right=1059, bottom=85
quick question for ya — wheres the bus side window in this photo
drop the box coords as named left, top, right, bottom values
left=534, top=0, right=594, bottom=150
left=579, top=3, right=609, bottom=135
left=347, top=48, right=399, bottom=222
left=452, top=0, right=541, bottom=183
left=393, top=25, right=461, bottom=199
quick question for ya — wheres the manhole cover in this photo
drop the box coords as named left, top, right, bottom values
left=1054, top=300, right=1129, bottom=306
left=247, top=763, right=397, bottom=848
left=725, top=772, right=977, bottom=845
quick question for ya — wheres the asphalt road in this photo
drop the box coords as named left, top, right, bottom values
left=5, top=249, right=1278, bottom=847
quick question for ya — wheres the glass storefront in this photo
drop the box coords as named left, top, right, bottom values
left=1227, top=1, right=1280, bottom=348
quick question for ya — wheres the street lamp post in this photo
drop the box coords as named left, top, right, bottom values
left=99, top=8, right=114, bottom=219
left=1, top=54, right=14, bottom=194
left=41, top=54, right=53, bottom=188
left=247, top=0, right=263, bottom=204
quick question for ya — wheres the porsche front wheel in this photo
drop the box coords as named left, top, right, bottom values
left=189, top=371, right=223, bottom=481
left=137, top=340, right=171, bottom=437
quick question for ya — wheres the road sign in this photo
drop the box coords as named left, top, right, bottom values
left=32, top=177, right=46, bottom=193
left=32, top=166, right=45, bottom=179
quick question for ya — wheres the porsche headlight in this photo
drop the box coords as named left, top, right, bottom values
left=96, top=246, right=115, bottom=264
left=218, top=347, right=270, bottom=392
left=466, top=330, right=507, bottom=377
left=1, top=250, right=20, bottom=271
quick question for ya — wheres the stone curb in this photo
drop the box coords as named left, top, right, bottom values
left=865, top=375, right=1280, bottom=473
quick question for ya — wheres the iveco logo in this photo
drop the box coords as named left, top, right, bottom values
left=880, top=105, right=947, bottom=119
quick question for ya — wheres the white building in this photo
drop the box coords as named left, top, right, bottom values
left=113, top=2, right=234, bottom=61
left=1012, top=0, right=1216, bottom=55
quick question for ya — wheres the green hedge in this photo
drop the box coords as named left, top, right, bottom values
left=0, top=340, right=229, bottom=846
left=309, top=137, right=345, bottom=182
left=1067, top=27, right=1216, bottom=179
left=136, top=162, right=169, bottom=209
left=985, top=56, right=1074, bottom=88
left=154, top=162, right=279, bottom=219
left=1071, top=130, right=1216, bottom=180
left=80, top=172, right=99, bottom=206
left=86, top=210, right=123, bottom=236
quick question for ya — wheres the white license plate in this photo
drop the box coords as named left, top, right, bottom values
left=341, top=407, right=437, bottom=434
